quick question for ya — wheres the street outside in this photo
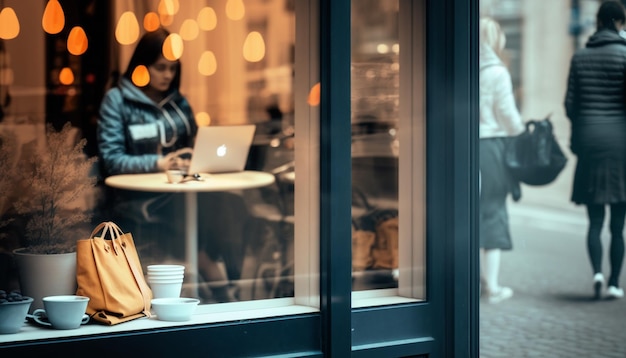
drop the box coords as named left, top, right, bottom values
left=479, top=159, right=626, bottom=357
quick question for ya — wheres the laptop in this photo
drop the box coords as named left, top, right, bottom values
left=187, top=124, right=256, bottom=174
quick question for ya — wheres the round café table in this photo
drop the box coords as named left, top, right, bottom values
left=105, top=171, right=275, bottom=298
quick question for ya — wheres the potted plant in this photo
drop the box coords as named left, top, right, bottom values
left=0, top=134, right=18, bottom=235
left=0, top=134, right=22, bottom=292
left=8, top=122, right=97, bottom=311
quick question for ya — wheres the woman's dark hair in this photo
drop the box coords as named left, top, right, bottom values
left=597, top=0, right=626, bottom=31
left=123, top=28, right=181, bottom=91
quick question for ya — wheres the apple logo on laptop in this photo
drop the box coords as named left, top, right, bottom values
left=216, top=144, right=227, bottom=157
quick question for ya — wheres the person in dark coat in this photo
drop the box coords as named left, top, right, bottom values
left=98, top=28, right=242, bottom=302
left=565, top=0, right=626, bottom=300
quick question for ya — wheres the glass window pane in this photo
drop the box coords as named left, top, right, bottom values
left=351, top=0, right=426, bottom=303
left=0, top=0, right=319, bottom=344
left=351, top=0, right=400, bottom=293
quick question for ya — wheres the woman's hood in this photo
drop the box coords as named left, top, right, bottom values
left=479, top=44, right=503, bottom=71
left=586, top=28, right=626, bottom=48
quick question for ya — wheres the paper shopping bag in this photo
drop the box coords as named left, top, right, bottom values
left=371, top=216, right=399, bottom=270
left=76, top=221, right=152, bottom=325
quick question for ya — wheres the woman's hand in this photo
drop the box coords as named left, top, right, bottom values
left=156, top=152, right=178, bottom=171
left=157, top=147, right=194, bottom=172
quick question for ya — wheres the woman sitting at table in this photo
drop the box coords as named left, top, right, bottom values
left=97, top=28, right=244, bottom=303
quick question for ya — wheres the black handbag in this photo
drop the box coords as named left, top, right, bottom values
left=504, top=116, right=568, bottom=186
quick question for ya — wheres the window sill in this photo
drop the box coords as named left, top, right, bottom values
left=0, top=298, right=318, bottom=346
left=352, top=289, right=422, bottom=308
left=2, top=292, right=425, bottom=345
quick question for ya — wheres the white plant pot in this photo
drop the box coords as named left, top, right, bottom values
left=13, top=249, right=77, bottom=313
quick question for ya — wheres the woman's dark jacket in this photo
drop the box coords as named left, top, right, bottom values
left=97, top=77, right=197, bottom=177
left=564, top=28, right=626, bottom=204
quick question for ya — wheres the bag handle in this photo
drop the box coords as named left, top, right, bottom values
left=89, top=221, right=124, bottom=255
left=89, top=221, right=110, bottom=239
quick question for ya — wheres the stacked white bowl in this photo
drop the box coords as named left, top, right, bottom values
left=147, top=265, right=185, bottom=299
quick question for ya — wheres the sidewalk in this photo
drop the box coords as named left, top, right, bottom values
left=479, top=198, right=626, bottom=357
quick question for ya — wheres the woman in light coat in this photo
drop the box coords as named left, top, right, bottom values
left=479, top=17, right=525, bottom=304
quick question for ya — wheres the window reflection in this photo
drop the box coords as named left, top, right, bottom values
left=351, top=0, right=400, bottom=292
left=0, top=0, right=297, bottom=310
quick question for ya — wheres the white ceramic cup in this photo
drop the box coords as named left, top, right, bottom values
left=148, top=275, right=184, bottom=282
left=147, top=265, right=185, bottom=272
left=148, top=273, right=185, bottom=278
left=149, top=281, right=183, bottom=299
left=148, top=272, right=185, bottom=277
left=32, top=295, right=90, bottom=330
left=148, top=277, right=185, bottom=283
left=165, top=170, right=185, bottom=184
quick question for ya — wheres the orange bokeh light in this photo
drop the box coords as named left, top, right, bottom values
left=143, top=12, right=160, bottom=32
left=180, top=19, right=199, bottom=41
left=197, top=7, right=217, bottom=31
left=195, top=112, right=211, bottom=127
left=115, top=11, right=140, bottom=45
left=59, top=67, right=74, bottom=85
left=67, top=26, right=88, bottom=55
left=158, top=0, right=178, bottom=16
left=307, top=82, right=320, bottom=107
left=198, top=51, right=217, bottom=76
left=162, top=33, right=183, bottom=61
left=42, top=0, right=64, bottom=34
left=243, top=31, right=265, bottom=62
left=160, top=13, right=174, bottom=26
left=225, top=0, right=245, bottom=21
left=0, top=7, right=20, bottom=40
left=131, top=65, right=150, bottom=87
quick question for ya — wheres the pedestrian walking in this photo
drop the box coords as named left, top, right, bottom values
left=479, top=17, right=525, bottom=304
left=564, top=0, right=626, bottom=300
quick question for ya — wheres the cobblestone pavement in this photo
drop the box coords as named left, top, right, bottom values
left=479, top=201, right=626, bottom=358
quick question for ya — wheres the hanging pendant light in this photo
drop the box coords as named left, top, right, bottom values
left=158, top=0, right=176, bottom=26
left=243, top=31, right=265, bottom=62
left=0, top=7, right=20, bottom=40
left=59, top=67, right=74, bottom=85
left=143, top=12, right=160, bottom=32
left=131, top=65, right=150, bottom=87
left=225, top=0, right=245, bottom=21
left=179, top=19, right=199, bottom=41
left=160, top=13, right=174, bottom=26
left=42, top=0, right=65, bottom=34
left=158, top=0, right=177, bottom=16
left=198, top=51, right=217, bottom=76
left=162, top=33, right=183, bottom=61
left=195, top=112, right=211, bottom=127
left=67, top=26, right=88, bottom=55
left=197, top=7, right=217, bottom=31
left=115, top=11, right=140, bottom=45
left=307, top=82, right=320, bottom=106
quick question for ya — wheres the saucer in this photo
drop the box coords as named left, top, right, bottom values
left=25, top=313, right=52, bottom=327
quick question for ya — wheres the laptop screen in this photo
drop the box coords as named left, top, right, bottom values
left=187, top=124, right=256, bottom=174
